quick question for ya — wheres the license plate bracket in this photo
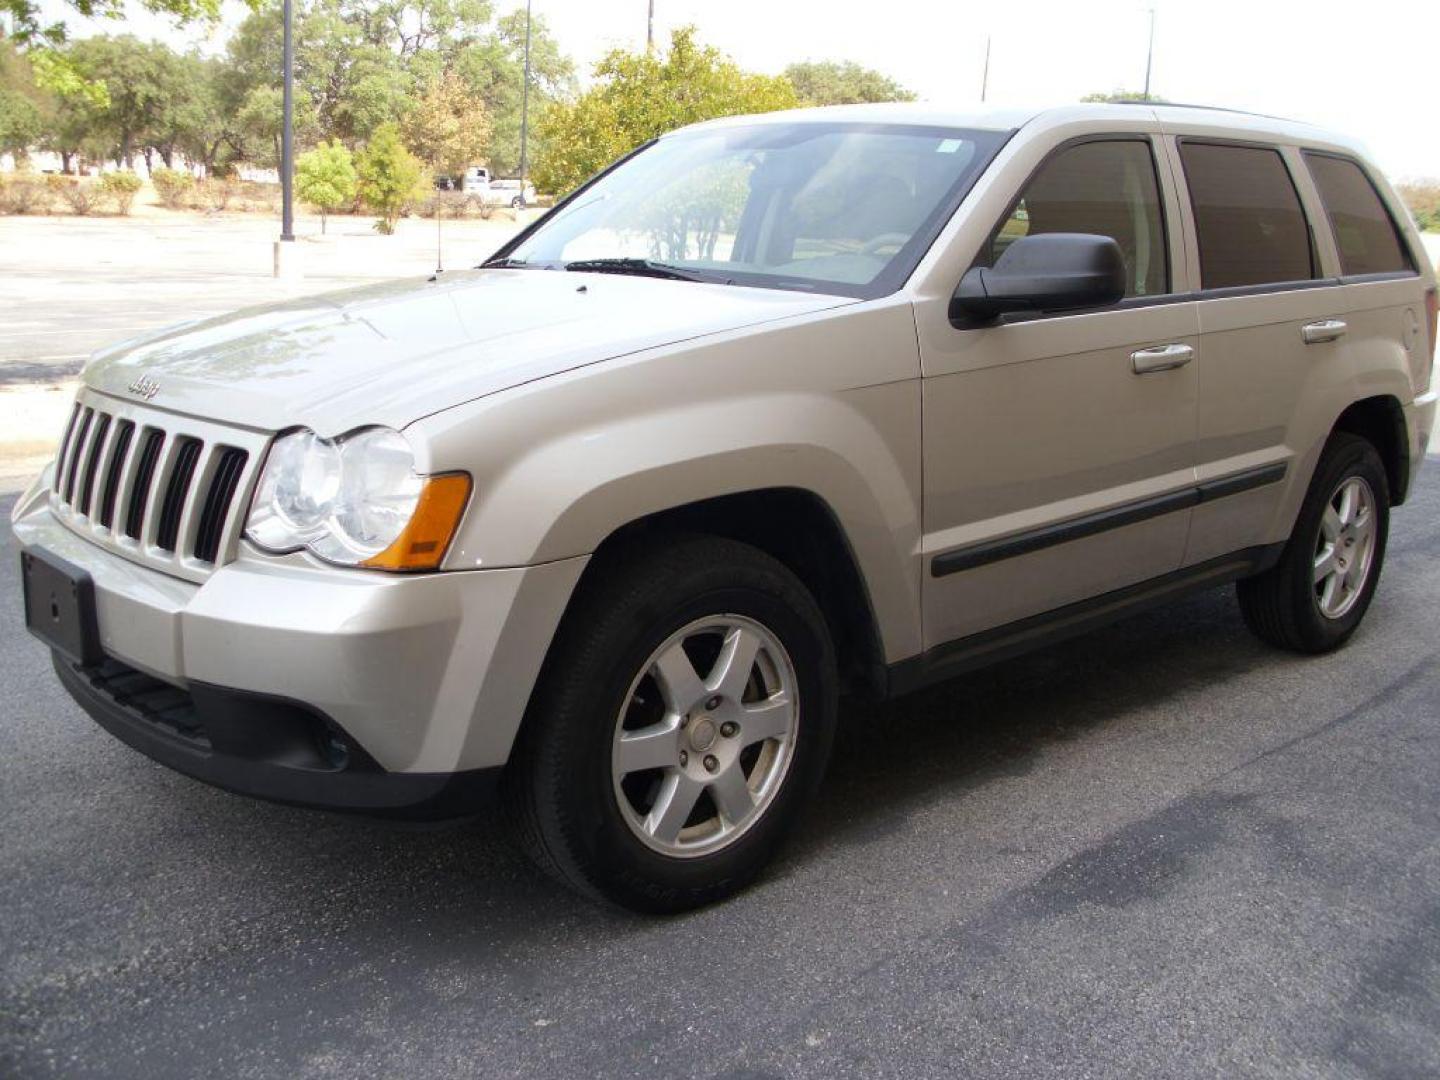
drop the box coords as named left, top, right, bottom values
left=21, top=547, right=102, bottom=667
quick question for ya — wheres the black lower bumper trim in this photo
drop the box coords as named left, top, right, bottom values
left=53, top=653, right=501, bottom=820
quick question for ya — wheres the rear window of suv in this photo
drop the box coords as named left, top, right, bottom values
left=1179, top=142, right=1315, bottom=290
left=1303, top=153, right=1413, bottom=277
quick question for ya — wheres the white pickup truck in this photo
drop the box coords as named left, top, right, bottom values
left=460, top=167, right=535, bottom=209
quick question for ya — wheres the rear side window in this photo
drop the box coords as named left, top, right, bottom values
left=1304, top=153, right=1413, bottom=276
left=1179, top=142, right=1314, bottom=289
left=984, top=139, right=1168, bottom=297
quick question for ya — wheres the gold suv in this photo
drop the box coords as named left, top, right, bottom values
left=15, top=103, right=1437, bottom=911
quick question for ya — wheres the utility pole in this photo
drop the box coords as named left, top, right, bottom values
left=519, top=0, right=532, bottom=184
left=274, top=0, right=299, bottom=277
left=980, top=35, right=990, bottom=102
left=647, top=0, right=654, bottom=49
left=1143, top=6, right=1155, bottom=98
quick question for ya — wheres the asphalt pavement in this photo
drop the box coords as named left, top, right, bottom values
left=3, top=471, right=1440, bottom=1078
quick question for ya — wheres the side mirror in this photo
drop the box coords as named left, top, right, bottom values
left=950, top=233, right=1127, bottom=324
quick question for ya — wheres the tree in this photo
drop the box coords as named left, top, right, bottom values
left=1081, top=90, right=1166, bottom=103
left=297, top=139, right=358, bottom=232
left=357, top=121, right=425, bottom=233
left=64, top=36, right=188, bottom=168
left=453, top=7, right=574, bottom=175
left=0, top=89, right=44, bottom=160
left=783, top=60, right=914, bottom=106
left=403, top=69, right=490, bottom=176
left=533, top=26, right=797, bottom=196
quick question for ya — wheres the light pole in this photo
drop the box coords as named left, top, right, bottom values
left=1142, top=6, right=1155, bottom=99
left=518, top=0, right=532, bottom=185
left=281, top=0, right=294, bottom=242
left=647, top=0, right=654, bottom=49
left=980, top=35, right=990, bottom=102
left=274, top=0, right=299, bottom=277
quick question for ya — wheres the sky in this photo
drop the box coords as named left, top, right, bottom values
left=51, top=0, right=1440, bottom=179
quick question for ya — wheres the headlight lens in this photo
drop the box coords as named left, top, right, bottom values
left=246, top=427, right=468, bottom=570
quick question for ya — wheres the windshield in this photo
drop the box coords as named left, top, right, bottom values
left=496, top=122, right=1007, bottom=297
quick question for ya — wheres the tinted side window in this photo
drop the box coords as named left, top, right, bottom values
left=985, top=139, right=1168, bottom=297
left=1179, top=142, right=1314, bottom=289
left=1304, top=153, right=1412, bottom=276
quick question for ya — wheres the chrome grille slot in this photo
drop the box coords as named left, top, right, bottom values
left=156, top=437, right=202, bottom=553
left=125, top=429, right=165, bottom=541
left=54, top=402, right=82, bottom=495
left=63, top=407, right=94, bottom=504
left=78, top=413, right=112, bottom=517
left=97, top=420, right=135, bottom=530
left=194, top=447, right=249, bottom=564
left=48, top=389, right=270, bottom=583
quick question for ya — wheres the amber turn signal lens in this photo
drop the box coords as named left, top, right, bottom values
left=361, top=473, right=471, bottom=571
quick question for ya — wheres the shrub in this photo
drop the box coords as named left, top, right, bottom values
left=151, top=167, right=194, bottom=209
left=53, top=176, right=102, bottom=215
left=297, top=141, right=359, bottom=233
left=0, top=173, right=49, bottom=214
left=357, top=123, right=426, bottom=235
left=194, top=178, right=237, bottom=212
left=99, top=171, right=143, bottom=215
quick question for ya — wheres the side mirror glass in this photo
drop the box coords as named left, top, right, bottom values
left=950, top=233, right=1127, bottom=324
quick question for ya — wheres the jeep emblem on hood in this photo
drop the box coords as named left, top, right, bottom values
left=126, top=375, right=160, bottom=400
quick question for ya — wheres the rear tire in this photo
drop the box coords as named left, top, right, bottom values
left=1237, top=433, right=1389, bottom=653
left=504, top=534, right=837, bottom=913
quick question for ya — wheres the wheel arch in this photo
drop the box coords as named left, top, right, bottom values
left=546, top=487, right=890, bottom=701
left=1330, top=394, right=1409, bottom=505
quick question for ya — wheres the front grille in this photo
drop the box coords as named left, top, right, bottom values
left=49, top=389, right=267, bottom=582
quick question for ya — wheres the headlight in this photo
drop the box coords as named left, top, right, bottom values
left=245, top=427, right=470, bottom=571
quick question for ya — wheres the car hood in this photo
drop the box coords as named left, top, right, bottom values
left=84, top=269, right=853, bottom=435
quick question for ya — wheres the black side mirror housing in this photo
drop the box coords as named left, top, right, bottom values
left=950, top=232, right=1127, bottom=324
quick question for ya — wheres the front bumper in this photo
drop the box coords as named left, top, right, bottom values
left=12, top=469, right=587, bottom=793
left=54, top=653, right=502, bottom=817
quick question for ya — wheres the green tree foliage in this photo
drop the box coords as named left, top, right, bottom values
left=1398, top=183, right=1440, bottom=234
left=1080, top=90, right=1166, bottom=103
left=0, top=89, right=44, bottom=159
left=357, top=121, right=425, bottom=233
left=296, top=139, right=358, bottom=231
left=782, top=60, right=914, bottom=106
left=533, top=26, right=797, bottom=197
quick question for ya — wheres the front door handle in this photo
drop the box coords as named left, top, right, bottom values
left=1131, top=343, right=1194, bottom=374
left=1302, top=319, right=1348, bottom=344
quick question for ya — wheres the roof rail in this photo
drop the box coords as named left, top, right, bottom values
left=1100, top=99, right=1306, bottom=125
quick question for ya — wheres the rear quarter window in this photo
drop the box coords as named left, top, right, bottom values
left=1304, top=153, right=1414, bottom=277
left=1179, top=142, right=1315, bottom=290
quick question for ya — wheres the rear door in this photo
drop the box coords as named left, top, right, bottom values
left=917, top=132, right=1201, bottom=647
left=1166, top=136, right=1425, bottom=566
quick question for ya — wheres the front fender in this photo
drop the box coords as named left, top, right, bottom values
left=410, top=298, right=925, bottom=662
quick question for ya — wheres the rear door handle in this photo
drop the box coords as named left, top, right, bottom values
left=1131, top=343, right=1194, bottom=374
left=1302, top=319, right=1348, bottom=344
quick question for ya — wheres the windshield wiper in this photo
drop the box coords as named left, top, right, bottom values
left=562, top=258, right=714, bottom=283
left=482, top=256, right=543, bottom=269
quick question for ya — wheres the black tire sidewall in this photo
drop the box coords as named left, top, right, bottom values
left=530, top=546, right=836, bottom=912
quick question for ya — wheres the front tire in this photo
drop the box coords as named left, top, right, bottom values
left=1237, top=432, right=1389, bottom=653
left=504, top=535, right=837, bottom=913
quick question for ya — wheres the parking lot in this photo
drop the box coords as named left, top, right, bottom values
left=2, top=217, right=1440, bottom=1077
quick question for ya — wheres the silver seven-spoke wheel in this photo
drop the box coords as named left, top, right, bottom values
left=612, top=615, right=799, bottom=858
left=1313, top=475, right=1377, bottom=620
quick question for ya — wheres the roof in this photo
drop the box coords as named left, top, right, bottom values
left=674, top=101, right=1366, bottom=159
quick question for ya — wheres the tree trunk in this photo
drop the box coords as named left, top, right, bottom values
left=161, top=147, right=174, bottom=169
left=321, top=209, right=327, bottom=234
left=142, top=146, right=154, bottom=171
left=60, top=151, right=73, bottom=174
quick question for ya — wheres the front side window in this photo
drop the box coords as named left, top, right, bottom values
left=981, top=139, right=1169, bottom=298
left=1180, top=142, right=1315, bottom=289
left=498, top=123, right=1006, bottom=297
left=1304, top=153, right=1413, bottom=277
